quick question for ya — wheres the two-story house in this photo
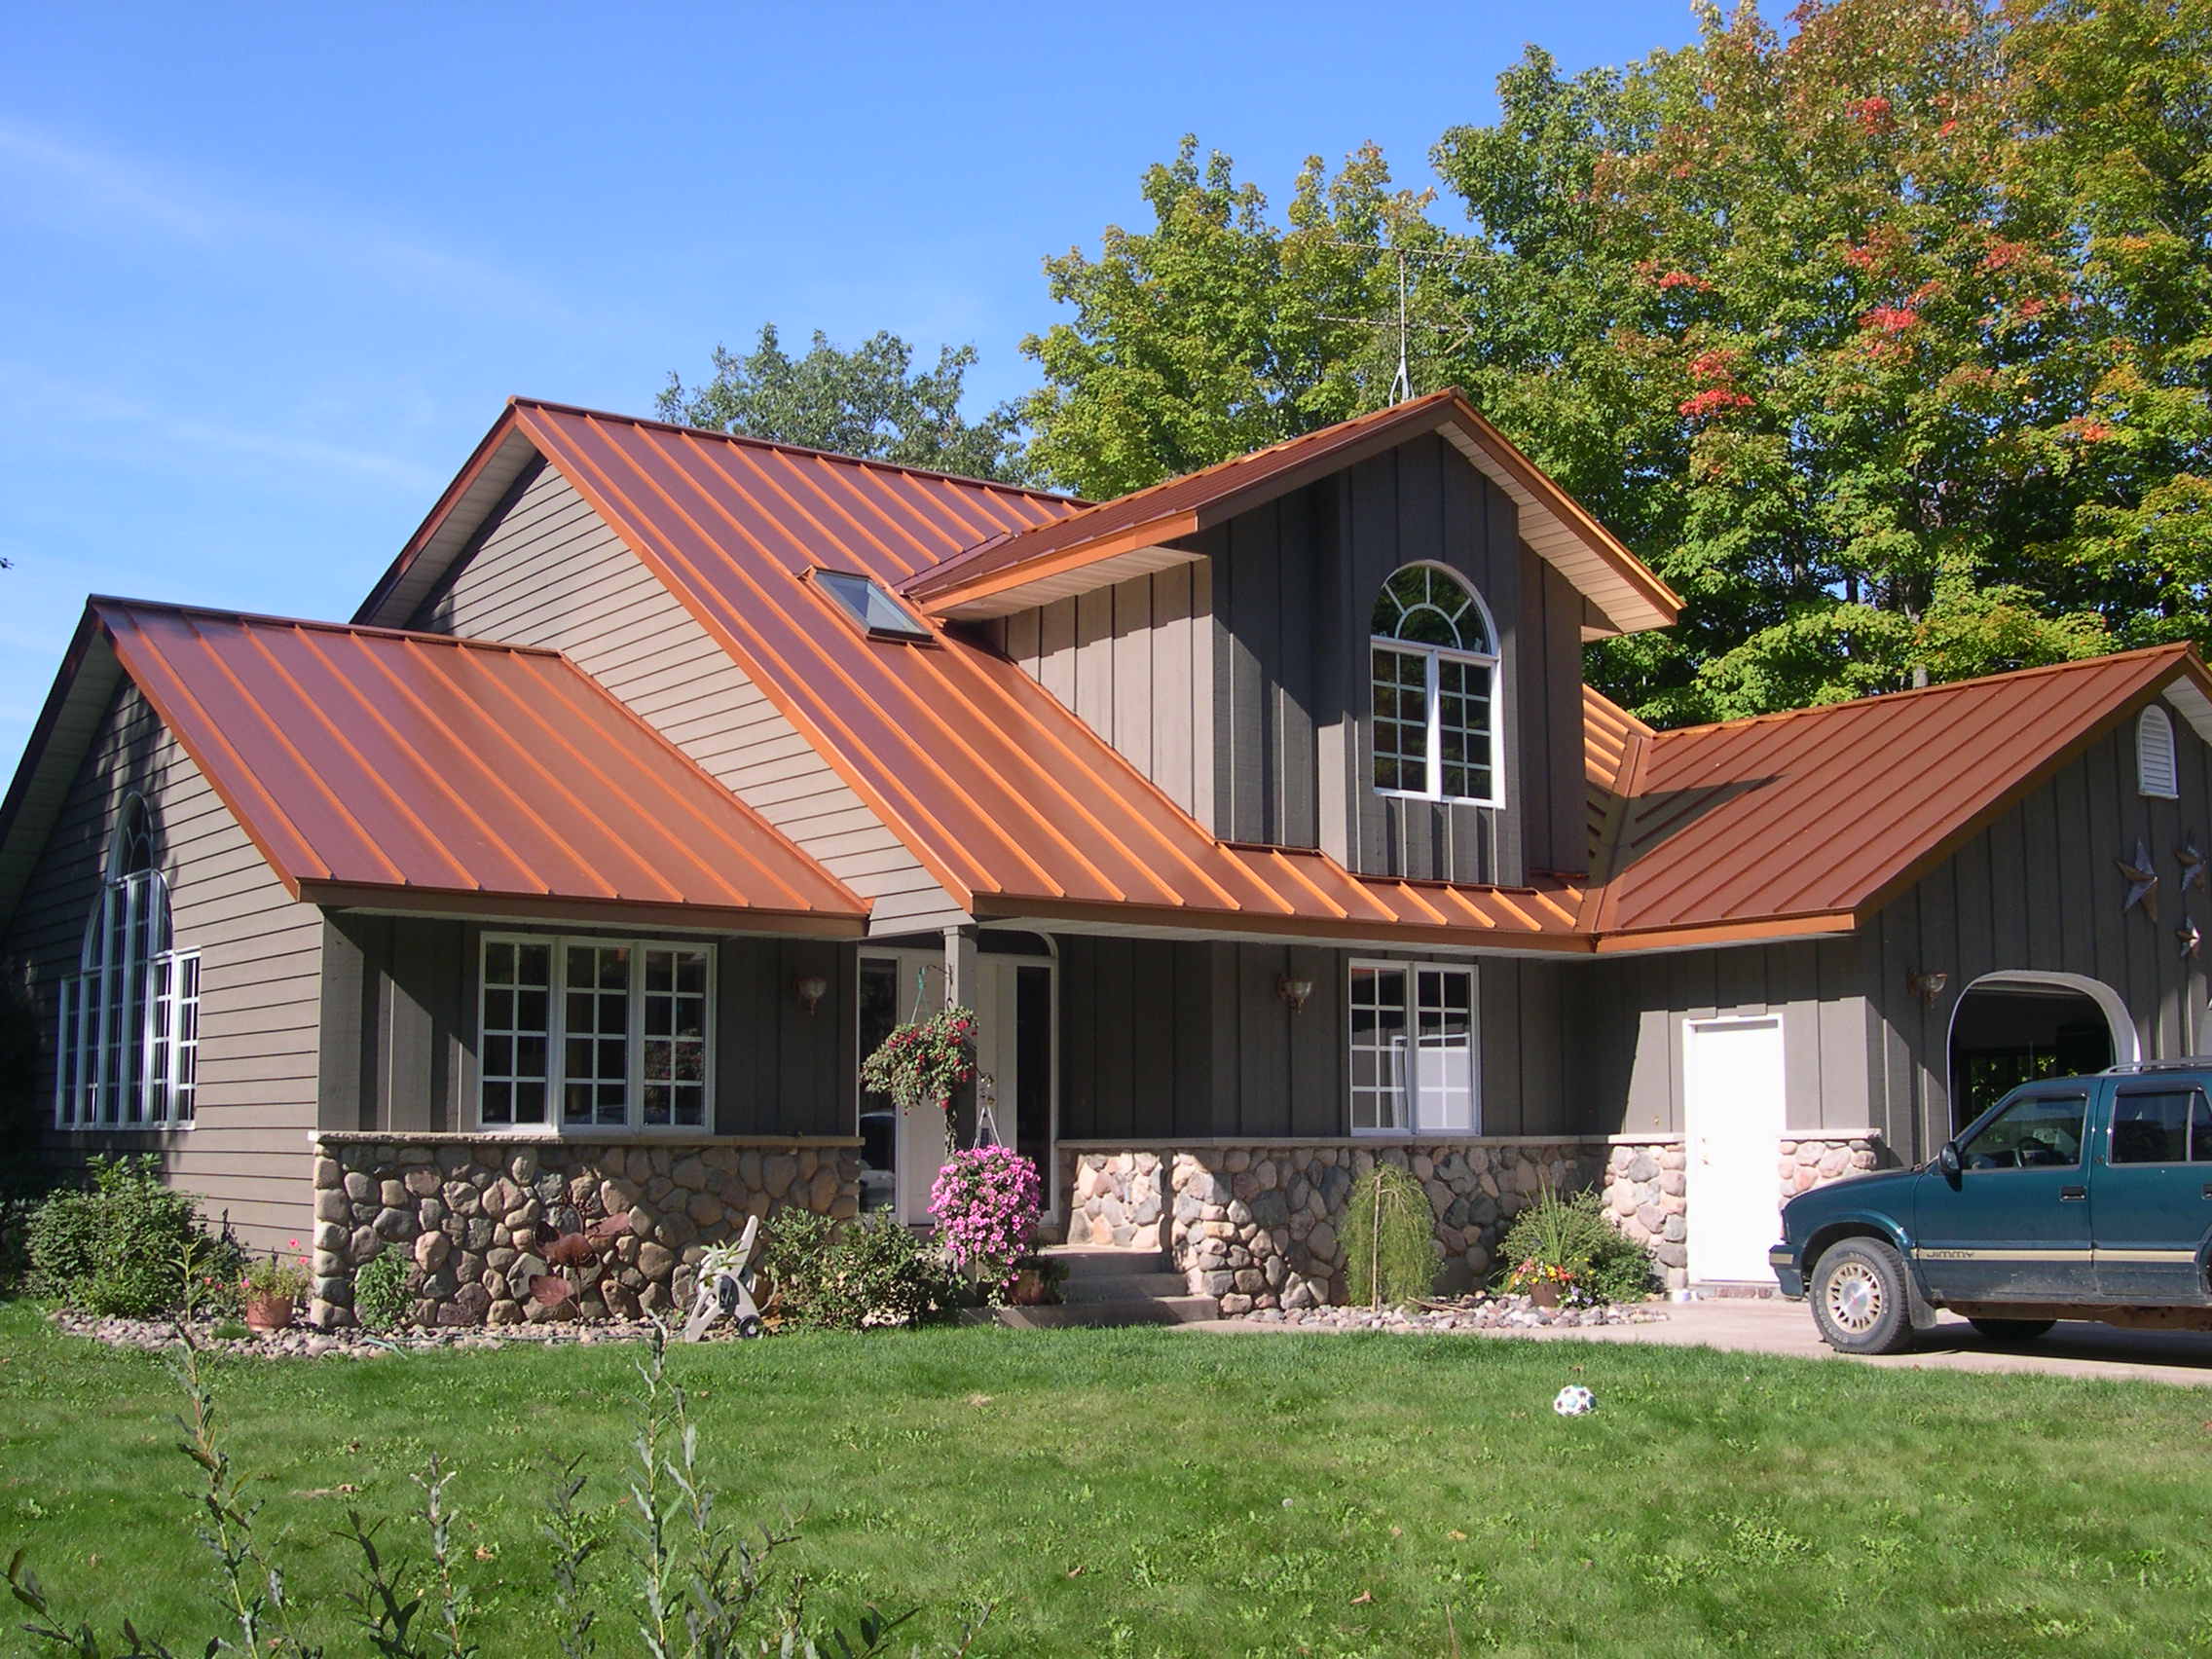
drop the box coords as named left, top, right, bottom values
left=7, top=388, right=2210, bottom=1325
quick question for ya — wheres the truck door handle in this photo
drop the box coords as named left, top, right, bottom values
left=2201, top=1184, right=2212, bottom=1200
left=2060, top=1186, right=2087, bottom=1201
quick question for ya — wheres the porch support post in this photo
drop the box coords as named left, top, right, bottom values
left=941, top=924, right=977, bottom=1010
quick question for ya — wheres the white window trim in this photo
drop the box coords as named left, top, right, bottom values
left=1371, top=639, right=1505, bottom=808
left=55, top=872, right=199, bottom=1133
left=475, top=933, right=718, bottom=1136
left=2137, top=704, right=2179, bottom=799
left=1346, top=958, right=1481, bottom=1136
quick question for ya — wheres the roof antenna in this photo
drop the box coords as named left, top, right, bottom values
left=1388, top=246, right=1412, bottom=406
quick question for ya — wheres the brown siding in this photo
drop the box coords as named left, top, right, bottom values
left=321, top=915, right=854, bottom=1138
left=1057, top=937, right=1579, bottom=1140
left=410, top=462, right=962, bottom=935
left=1862, top=699, right=2212, bottom=1158
left=2, top=682, right=321, bottom=1248
left=988, top=560, right=1215, bottom=822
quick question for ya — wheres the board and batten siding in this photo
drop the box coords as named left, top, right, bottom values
left=1567, top=939, right=1876, bottom=1144
left=320, top=915, right=854, bottom=1138
left=1056, top=936, right=1577, bottom=1141
left=3, top=682, right=321, bottom=1250
left=407, top=461, right=963, bottom=936
left=983, top=561, right=1215, bottom=822
left=1862, top=695, right=2212, bottom=1160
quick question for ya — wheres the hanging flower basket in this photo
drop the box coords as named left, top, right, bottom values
left=860, top=1004, right=977, bottom=1124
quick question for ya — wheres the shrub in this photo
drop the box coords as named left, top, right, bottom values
left=928, top=1145, right=1044, bottom=1298
left=1343, top=1161, right=1439, bottom=1309
left=1496, top=1187, right=1658, bottom=1305
left=26, top=1155, right=245, bottom=1317
left=759, top=1208, right=958, bottom=1331
left=351, top=1248, right=414, bottom=1330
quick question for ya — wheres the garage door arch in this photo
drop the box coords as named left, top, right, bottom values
left=1944, top=971, right=2138, bottom=1130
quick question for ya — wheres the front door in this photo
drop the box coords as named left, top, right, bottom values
left=1685, top=1016, right=1787, bottom=1283
left=2095, top=1082, right=2212, bottom=1303
left=857, top=948, right=1056, bottom=1226
left=1911, top=1087, right=2093, bottom=1301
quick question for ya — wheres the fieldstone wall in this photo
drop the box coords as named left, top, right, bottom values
left=1780, top=1134, right=1889, bottom=1203
left=1061, top=1137, right=1679, bottom=1312
left=310, top=1133, right=861, bottom=1330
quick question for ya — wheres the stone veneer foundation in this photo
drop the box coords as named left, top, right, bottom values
left=1059, top=1131, right=1892, bottom=1311
left=309, top=1132, right=861, bottom=1330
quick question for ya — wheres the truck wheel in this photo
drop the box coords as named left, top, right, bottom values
left=1967, top=1317, right=2054, bottom=1344
left=1809, top=1239, right=1916, bottom=1355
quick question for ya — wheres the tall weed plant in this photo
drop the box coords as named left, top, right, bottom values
left=1343, top=1161, right=1439, bottom=1309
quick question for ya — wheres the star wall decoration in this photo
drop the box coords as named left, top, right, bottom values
left=2119, top=838, right=2160, bottom=921
left=2180, top=837, right=2208, bottom=896
left=2181, top=916, right=2202, bottom=960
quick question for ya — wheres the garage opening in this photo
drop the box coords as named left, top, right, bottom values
left=1947, top=974, right=2132, bottom=1129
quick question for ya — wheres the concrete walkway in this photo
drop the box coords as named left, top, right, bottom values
left=1189, top=1298, right=2212, bottom=1387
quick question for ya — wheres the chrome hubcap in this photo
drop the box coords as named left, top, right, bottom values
left=1825, top=1263, right=1882, bottom=1334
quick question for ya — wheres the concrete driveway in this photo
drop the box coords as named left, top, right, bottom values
left=1194, top=1298, right=2212, bottom=1387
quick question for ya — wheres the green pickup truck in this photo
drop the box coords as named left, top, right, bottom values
left=1770, top=1062, right=2212, bottom=1353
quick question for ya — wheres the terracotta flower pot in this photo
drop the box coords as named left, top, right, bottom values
left=243, top=1293, right=296, bottom=1332
left=1529, top=1280, right=1562, bottom=1309
left=1009, top=1267, right=1053, bottom=1307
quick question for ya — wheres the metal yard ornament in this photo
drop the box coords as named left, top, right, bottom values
left=2119, top=839, right=2160, bottom=921
left=2180, top=837, right=2208, bottom=896
left=2181, top=916, right=2203, bottom=961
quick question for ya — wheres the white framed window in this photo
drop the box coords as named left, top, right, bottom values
left=1347, top=961, right=1478, bottom=1134
left=478, top=934, right=715, bottom=1132
left=2138, top=705, right=2179, bottom=798
left=55, top=795, right=200, bottom=1130
left=1370, top=563, right=1500, bottom=805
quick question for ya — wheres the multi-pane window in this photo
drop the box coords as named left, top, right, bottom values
left=55, top=796, right=200, bottom=1129
left=479, top=935, right=714, bottom=1132
left=1370, top=564, right=1499, bottom=805
left=1348, top=962, right=1478, bottom=1133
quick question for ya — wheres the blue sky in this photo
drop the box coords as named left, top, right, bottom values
left=0, top=0, right=1695, bottom=764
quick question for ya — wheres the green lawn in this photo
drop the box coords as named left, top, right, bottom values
left=5, top=1303, right=2212, bottom=1657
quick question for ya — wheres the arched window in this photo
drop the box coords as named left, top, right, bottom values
left=55, top=795, right=199, bottom=1128
left=2138, top=705, right=2179, bottom=799
left=1370, top=564, right=1500, bottom=804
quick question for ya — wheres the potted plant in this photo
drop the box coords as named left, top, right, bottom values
left=859, top=1005, right=978, bottom=1133
left=1498, top=1185, right=1590, bottom=1309
left=1007, top=1253, right=1066, bottom=1307
left=239, top=1242, right=311, bottom=1332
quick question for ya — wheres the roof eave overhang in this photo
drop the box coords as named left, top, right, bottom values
left=973, top=892, right=1594, bottom=955
left=0, top=608, right=120, bottom=937
left=303, top=882, right=868, bottom=940
left=352, top=407, right=542, bottom=627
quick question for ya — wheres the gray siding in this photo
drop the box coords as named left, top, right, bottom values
left=1862, top=698, right=2212, bottom=1159
left=987, top=561, right=1215, bottom=821
left=1568, top=939, right=1876, bottom=1142
left=409, top=461, right=963, bottom=936
left=1057, top=937, right=1577, bottom=1140
left=320, top=915, right=855, bottom=1138
left=2, top=682, right=321, bottom=1248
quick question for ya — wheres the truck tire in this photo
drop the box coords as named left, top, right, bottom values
left=1809, top=1238, right=1916, bottom=1355
left=1967, top=1317, right=2054, bottom=1344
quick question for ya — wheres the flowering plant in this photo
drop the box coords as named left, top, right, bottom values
left=860, top=1005, right=977, bottom=1118
left=239, top=1241, right=312, bottom=1307
left=927, top=1146, right=1043, bottom=1300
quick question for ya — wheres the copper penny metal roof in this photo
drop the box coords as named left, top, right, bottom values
left=473, top=401, right=1593, bottom=950
left=94, top=599, right=867, bottom=936
left=1590, top=645, right=2212, bottom=942
left=903, top=389, right=1682, bottom=638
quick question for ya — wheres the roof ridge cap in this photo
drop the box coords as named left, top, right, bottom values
left=91, top=595, right=566, bottom=658
left=510, top=397, right=1083, bottom=505
left=1647, top=644, right=2195, bottom=742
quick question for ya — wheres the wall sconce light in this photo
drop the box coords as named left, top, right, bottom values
left=794, top=973, right=829, bottom=1016
left=1907, top=970, right=1948, bottom=1007
left=1276, top=974, right=1315, bottom=1014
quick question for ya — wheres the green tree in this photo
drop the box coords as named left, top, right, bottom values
left=658, top=323, right=1029, bottom=484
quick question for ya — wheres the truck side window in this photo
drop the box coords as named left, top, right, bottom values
left=1960, top=1092, right=2086, bottom=1170
left=2194, top=1095, right=2212, bottom=1163
left=2111, top=1088, right=2199, bottom=1163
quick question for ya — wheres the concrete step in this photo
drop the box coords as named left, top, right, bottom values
left=1039, top=1245, right=1172, bottom=1277
left=979, top=1295, right=1220, bottom=1329
left=1058, top=1272, right=1192, bottom=1304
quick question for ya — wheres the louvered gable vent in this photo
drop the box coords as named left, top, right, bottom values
left=2138, top=704, right=2179, bottom=798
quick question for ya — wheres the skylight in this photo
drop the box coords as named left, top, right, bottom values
left=813, top=571, right=934, bottom=642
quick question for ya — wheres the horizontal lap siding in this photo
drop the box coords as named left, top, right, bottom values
left=416, top=464, right=961, bottom=935
left=4, top=682, right=320, bottom=1251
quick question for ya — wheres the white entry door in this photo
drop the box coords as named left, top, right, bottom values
left=1683, top=1015, right=1787, bottom=1283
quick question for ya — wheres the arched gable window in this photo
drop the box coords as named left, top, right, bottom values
left=2138, top=705, right=2179, bottom=799
left=55, top=795, right=199, bottom=1128
left=1370, top=564, right=1500, bottom=804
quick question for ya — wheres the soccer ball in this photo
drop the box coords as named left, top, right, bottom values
left=1553, top=1384, right=1597, bottom=1417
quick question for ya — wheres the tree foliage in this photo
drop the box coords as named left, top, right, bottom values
left=1018, top=1, right=2212, bottom=724
left=659, top=322, right=1030, bottom=484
